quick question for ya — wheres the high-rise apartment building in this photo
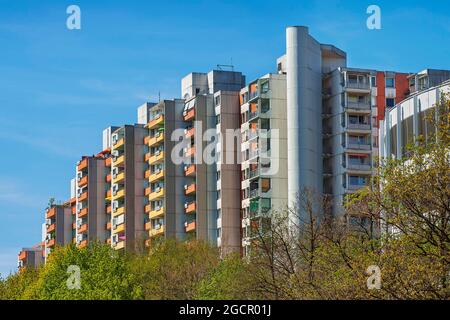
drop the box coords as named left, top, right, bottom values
left=44, top=203, right=72, bottom=258
left=75, top=152, right=110, bottom=248
left=18, top=243, right=44, bottom=270
left=239, top=73, right=288, bottom=256
left=110, top=124, right=148, bottom=251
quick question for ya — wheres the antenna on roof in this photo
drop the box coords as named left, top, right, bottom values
left=158, top=91, right=161, bottom=102
left=217, top=63, right=234, bottom=72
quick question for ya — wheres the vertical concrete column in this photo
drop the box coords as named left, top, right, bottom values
left=286, top=26, right=323, bottom=221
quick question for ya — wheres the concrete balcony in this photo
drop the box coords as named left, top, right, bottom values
left=113, top=155, right=125, bottom=167
left=346, top=101, right=371, bottom=111
left=47, top=223, right=56, bottom=233
left=183, top=108, right=195, bottom=122
left=113, top=138, right=125, bottom=149
left=149, top=169, right=164, bottom=183
left=185, top=220, right=196, bottom=233
left=112, top=206, right=125, bottom=217
left=185, top=127, right=195, bottom=139
left=184, top=164, right=196, bottom=177
left=147, top=114, right=164, bottom=129
left=149, top=187, right=164, bottom=201
left=149, top=225, right=164, bottom=237
left=148, top=132, right=164, bottom=147
left=78, top=191, right=88, bottom=202
left=347, top=164, right=372, bottom=172
left=185, top=201, right=196, bottom=214
left=347, top=123, right=371, bottom=131
left=148, top=151, right=164, bottom=164
left=46, top=207, right=56, bottom=219
left=79, top=223, right=88, bottom=233
left=113, top=223, right=125, bottom=233
left=346, top=143, right=371, bottom=151
left=184, top=183, right=196, bottom=195
left=78, top=207, right=88, bottom=218
left=345, top=81, right=370, bottom=92
left=77, top=158, right=88, bottom=171
left=149, top=206, right=164, bottom=219
left=113, top=172, right=125, bottom=184
left=78, top=175, right=88, bottom=187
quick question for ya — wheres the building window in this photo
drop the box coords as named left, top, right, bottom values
left=385, top=77, right=395, bottom=88
left=371, top=76, right=376, bottom=87
left=386, top=98, right=395, bottom=108
left=215, top=95, right=221, bottom=106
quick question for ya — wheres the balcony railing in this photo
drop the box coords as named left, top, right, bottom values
left=346, top=81, right=370, bottom=90
left=347, top=143, right=371, bottom=150
left=347, top=164, right=371, bottom=171
left=346, top=101, right=371, bottom=110
left=347, top=123, right=371, bottom=130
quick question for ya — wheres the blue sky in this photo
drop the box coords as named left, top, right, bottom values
left=0, top=0, right=449, bottom=276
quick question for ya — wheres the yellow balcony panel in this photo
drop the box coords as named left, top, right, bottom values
left=115, top=241, right=125, bottom=250
left=149, top=187, right=164, bottom=201
left=113, top=172, right=125, bottom=184
left=149, top=225, right=164, bottom=237
left=149, top=206, right=164, bottom=219
left=113, top=223, right=125, bottom=233
left=147, top=114, right=165, bottom=129
left=148, top=151, right=164, bottom=164
left=149, top=169, right=164, bottom=183
left=148, top=132, right=164, bottom=147
left=113, top=155, right=125, bottom=167
left=112, top=206, right=125, bottom=217
left=78, top=240, right=88, bottom=249
left=112, top=137, right=125, bottom=149
left=113, top=189, right=125, bottom=199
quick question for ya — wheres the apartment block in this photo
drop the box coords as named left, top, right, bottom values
left=181, top=70, right=245, bottom=247
left=239, top=73, right=288, bottom=255
left=140, top=100, right=186, bottom=244
left=18, top=243, right=44, bottom=270
left=75, top=152, right=110, bottom=248
left=44, top=203, right=72, bottom=258
left=215, top=90, right=242, bottom=255
left=110, top=125, right=147, bottom=251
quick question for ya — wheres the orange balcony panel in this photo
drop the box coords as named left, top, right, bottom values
left=47, top=238, right=55, bottom=248
left=47, top=223, right=56, bottom=233
left=105, top=157, right=112, bottom=167
left=78, top=175, right=88, bottom=187
left=185, top=221, right=196, bottom=233
left=71, top=205, right=76, bottom=215
left=185, top=183, right=196, bottom=195
left=145, top=204, right=151, bottom=213
left=145, top=187, right=151, bottom=196
left=183, top=108, right=195, bottom=121
left=106, top=205, right=112, bottom=214
left=79, top=240, right=88, bottom=249
left=78, top=191, right=88, bottom=202
left=18, top=251, right=27, bottom=261
left=79, top=223, right=88, bottom=233
left=185, top=127, right=195, bottom=139
left=106, top=189, right=112, bottom=198
left=145, top=169, right=151, bottom=179
left=46, top=207, right=56, bottom=219
left=106, top=174, right=112, bottom=183
left=145, top=221, right=151, bottom=231
left=106, top=222, right=111, bottom=230
left=78, top=208, right=88, bottom=218
left=185, top=146, right=196, bottom=157
left=147, top=114, right=165, bottom=129
left=185, top=202, right=196, bottom=214
left=72, top=222, right=76, bottom=230
left=77, top=158, right=88, bottom=171
left=106, top=238, right=111, bottom=245
left=145, top=152, right=151, bottom=162
left=145, top=239, right=151, bottom=247
left=184, top=164, right=196, bottom=177
left=144, top=135, right=150, bottom=145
